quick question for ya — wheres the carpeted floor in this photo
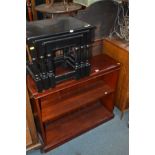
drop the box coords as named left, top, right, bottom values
left=27, top=107, right=129, bottom=155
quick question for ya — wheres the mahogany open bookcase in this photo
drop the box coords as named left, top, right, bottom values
left=27, top=54, right=120, bottom=152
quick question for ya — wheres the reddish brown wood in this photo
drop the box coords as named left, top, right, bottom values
left=27, top=54, right=120, bottom=99
left=35, top=99, right=46, bottom=142
left=100, top=93, right=114, bottom=112
left=44, top=103, right=114, bottom=152
left=42, top=81, right=114, bottom=123
left=27, top=54, right=120, bottom=152
left=40, top=75, right=114, bottom=109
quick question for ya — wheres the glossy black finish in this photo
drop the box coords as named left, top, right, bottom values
left=26, top=16, right=94, bottom=41
left=26, top=16, right=95, bottom=92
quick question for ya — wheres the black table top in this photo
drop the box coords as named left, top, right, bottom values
left=26, top=16, right=94, bottom=42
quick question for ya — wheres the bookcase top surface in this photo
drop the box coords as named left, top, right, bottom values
left=27, top=54, right=120, bottom=99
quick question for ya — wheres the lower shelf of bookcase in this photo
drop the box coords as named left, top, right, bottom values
left=43, top=102, right=114, bottom=152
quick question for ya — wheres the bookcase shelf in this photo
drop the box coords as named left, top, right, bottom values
left=42, top=81, right=114, bottom=123
left=27, top=54, right=120, bottom=152
left=44, top=102, right=113, bottom=152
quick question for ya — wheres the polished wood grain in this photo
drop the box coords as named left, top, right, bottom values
left=27, top=54, right=120, bottom=99
left=44, top=102, right=114, bottom=152
left=42, top=81, right=114, bottom=123
left=27, top=54, right=120, bottom=152
left=103, top=38, right=129, bottom=113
